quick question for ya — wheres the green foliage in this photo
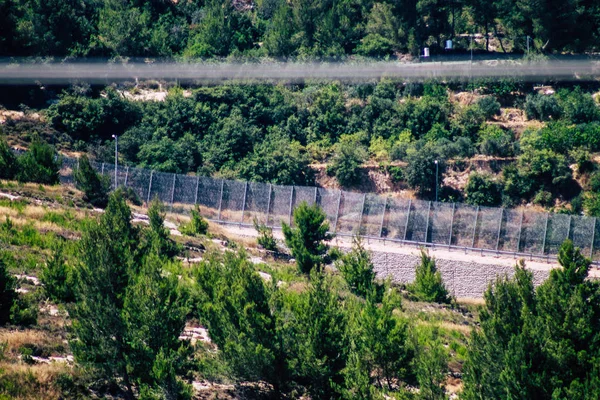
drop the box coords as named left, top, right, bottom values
left=146, top=197, right=179, bottom=258
left=405, top=146, right=446, bottom=198
left=337, top=237, right=377, bottom=299
left=282, top=202, right=332, bottom=274
left=465, top=172, right=502, bottom=206
left=10, top=292, right=37, bottom=327
left=410, top=250, right=450, bottom=304
left=478, top=124, right=515, bottom=157
left=71, top=191, right=189, bottom=397
left=476, top=96, right=501, bottom=119
left=328, top=134, right=368, bottom=187
left=194, top=250, right=282, bottom=387
left=0, top=255, right=16, bottom=325
left=463, top=241, right=600, bottom=399
left=0, top=136, right=17, bottom=180
left=253, top=218, right=277, bottom=251
left=411, top=326, right=448, bottom=400
left=73, top=155, right=110, bottom=208
left=40, top=244, right=74, bottom=303
left=16, top=140, right=60, bottom=185
left=180, top=205, right=209, bottom=237
left=559, top=87, right=600, bottom=124
left=524, top=93, right=563, bottom=121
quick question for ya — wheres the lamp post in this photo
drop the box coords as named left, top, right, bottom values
left=434, top=160, right=439, bottom=202
left=111, top=134, right=118, bottom=189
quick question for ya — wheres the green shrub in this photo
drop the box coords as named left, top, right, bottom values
left=336, top=237, right=377, bottom=299
left=405, top=146, right=446, bottom=198
left=560, top=87, right=600, bottom=124
left=16, top=140, right=61, bottom=185
left=180, top=205, right=208, bottom=236
left=10, top=293, right=38, bottom=327
left=253, top=218, right=277, bottom=251
left=0, top=254, right=16, bottom=325
left=40, top=245, right=75, bottom=303
left=410, top=250, right=450, bottom=304
left=533, top=190, right=554, bottom=207
left=524, top=93, right=562, bottom=121
left=0, top=136, right=17, bottom=180
left=328, top=134, right=367, bottom=187
left=74, top=155, right=110, bottom=208
left=476, top=96, right=501, bottom=119
left=146, top=197, right=179, bottom=257
left=282, top=202, right=332, bottom=274
left=570, top=148, right=594, bottom=174
left=465, top=173, right=502, bottom=206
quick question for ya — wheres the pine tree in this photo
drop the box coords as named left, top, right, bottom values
left=73, top=154, right=110, bottom=208
left=411, top=250, right=450, bottom=304
left=0, top=254, right=16, bottom=325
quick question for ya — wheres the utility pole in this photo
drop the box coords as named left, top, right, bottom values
left=434, top=160, right=439, bottom=203
left=111, top=134, right=118, bottom=188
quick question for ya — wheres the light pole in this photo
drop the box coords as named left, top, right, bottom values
left=112, top=134, right=118, bottom=189
left=434, top=160, right=439, bottom=202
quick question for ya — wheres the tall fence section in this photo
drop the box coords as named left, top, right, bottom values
left=59, top=157, right=600, bottom=264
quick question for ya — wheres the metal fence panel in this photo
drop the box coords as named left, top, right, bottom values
left=430, top=202, right=453, bottom=245
left=291, top=186, right=317, bottom=227
left=197, top=177, right=222, bottom=219
left=381, top=197, right=411, bottom=240
left=220, top=180, right=246, bottom=223
left=570, top=215, right=595, bottom=257
left=337, top=191, right=364, bottom=234
left=59, top=157, right=78, bottom=186
left=268, top=185, right=293, bottom=227
left=317, top=188, right=340, bottom=227
left=172, top=174, right=198, bottom=215
left=360, top=194, right=386, bottom=237
left=498, top=209, right=521, bottom=252
left=405, top=199, right=429, bottom=243
left=124, top=167, right=150, bottom=203
left=243, top=181, right=270, bottom=225
left=451, top=204, right=478, bottom=247
left=474, top=206, right=502, bottom=250
left=520, top=211, right=546, bottom=254
left=545, top=213, right=571, bottom=255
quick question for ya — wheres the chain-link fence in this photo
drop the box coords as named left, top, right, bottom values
left=63, top=157, right=600, bottom=264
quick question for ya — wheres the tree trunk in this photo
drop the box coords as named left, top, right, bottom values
left=494, top=27, right=506, bottom=53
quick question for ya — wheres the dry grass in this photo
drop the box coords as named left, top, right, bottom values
left=0, top=362, right=68, bottom=400
left=0, top=329, right=58, bottom=356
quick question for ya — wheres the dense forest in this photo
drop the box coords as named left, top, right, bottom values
left=2, top=0, right=600, bottom=59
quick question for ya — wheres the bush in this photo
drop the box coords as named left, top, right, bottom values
left=74, top=155, right=110, bottom=208
left=0, top=136, right=17, bottom=180
left=253, top=218, right=277, bottom=251
left=40, top=245, right=75, bottom=303
left=476, top=96, right=501, bottom=119
left=405, top=146, right=446, bottom=198
left=533, top=190, right=553, bottom=207
left=560, top=87, right=600, bottom=124
left=336, top=237, right=377, bottom=299
left=328, top=134, right=367, bottom=187
left=146, top=197, right=179, bottom=258
left=180, top=205, right=208, bottom=236
left=465, top=173, right=502, bottom=206
left=410, top=250, right=450, bottom=304
left=524, top=93, right=562, bottom=121
left=0, top=254, right=16, bottom=325
left=282, top=202, right=332, bottom=274
left=570, top=148, right=594, bottom=174
left=16, top=140, right=61, bottom=185
left=10, top=293, right=38, bottom=327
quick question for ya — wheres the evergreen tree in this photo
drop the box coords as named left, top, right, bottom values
left=0, top=135, right=17, bottom=180
left=0, top=254, right=16, bottom=325
left=16, top=140, right=61, bottom=185
left=40, top=244, right=75, bottom=303
left=73, top=155, right=110, bottom=208
left=282, top=202, right=333, bottom=274
left=337, top=236, right=377, bottom=298
left=411, top=250, right=450, bottom=304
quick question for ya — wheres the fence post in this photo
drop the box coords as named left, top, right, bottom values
left=124, top=166, right=129, bottom=188
left=357, top=194, right=367, bottom=235
left=566, top=215, right=572, bottom=241
left=403, top=199, right=412, bottom=241
left=101, top=162, right=105, bottom=175
left=333, top=190, right=342, bottom=233
left=379, top=197, right=388, bottom=238
left=448, top=203, right=456, bottom=246
left=314, top=187, right=318, bottom=205
left=516, top=211, right=524, bottom=253
left=590, top=218, right=596, bottom=259
left=170, top=173, right=176, bottom=211
left=495, top=208, right=504, bottom=252
left=265, top=184, right=273, bottom=226
left=471, top=206, right=480, bottom=248
left=424, top=201, right=432, bottom=243
left=240, top=182, right=248, bottom=226
left=194, top=176, right=200, bottom=205
left=146, top=170, right=154, bottom=205
left=217, top=179, right=225, bottom=221
left=541, top=213, right=549, bottom=255
left=288, top=186, right=295, bottom=225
